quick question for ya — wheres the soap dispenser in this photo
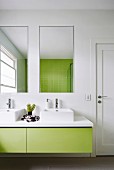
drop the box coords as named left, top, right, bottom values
left=45, top=99, right=49, bottom=110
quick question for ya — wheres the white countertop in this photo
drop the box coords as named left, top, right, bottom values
left=0, top=115, right=93, bottom=127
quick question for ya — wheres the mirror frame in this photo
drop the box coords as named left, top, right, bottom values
left=39, top=26, right=74, bottom=93
left=0, top=26, right=28, bottom=93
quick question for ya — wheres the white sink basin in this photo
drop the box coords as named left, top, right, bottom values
left=0, top=109, right=26, bottom=122
left=40, top=109, right=74, bottom=122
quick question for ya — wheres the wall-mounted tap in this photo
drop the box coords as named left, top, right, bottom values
left=55, top=98, right=58, bottom=109
left=6, top=98, right=12, bottom=109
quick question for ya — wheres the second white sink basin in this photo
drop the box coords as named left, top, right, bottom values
left=0, top=109, right=26, bottom=122
left=40, top=109, right=74, bottom=123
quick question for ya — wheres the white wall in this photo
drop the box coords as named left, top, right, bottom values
left=0, top=29, right=24, bottom=59
left=0, top=10, right=114, bottom=155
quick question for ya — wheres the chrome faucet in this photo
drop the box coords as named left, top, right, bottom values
left=55, top=98, right=58, bottom=109
left=6, top=98, right=12, bottom=109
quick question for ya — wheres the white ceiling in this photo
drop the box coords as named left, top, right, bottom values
left=0, top=27, right=28, bottom=58
left=40, top=27, right=73, bottom=59
left=0, top=0, right=114, bottom=10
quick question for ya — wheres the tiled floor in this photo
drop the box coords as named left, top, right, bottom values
left=0, top=157, right=114, bottom=170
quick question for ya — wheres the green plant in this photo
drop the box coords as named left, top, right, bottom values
left=27, top=104, right=36, bottom=112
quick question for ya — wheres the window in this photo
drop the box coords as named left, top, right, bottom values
left=0, top=45, right=17, bottom=93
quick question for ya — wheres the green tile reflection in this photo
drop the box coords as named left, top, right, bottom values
left=40, top=59, right=73, bottom=92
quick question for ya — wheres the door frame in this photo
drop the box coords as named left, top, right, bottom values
left=90, top=38, right=114, bottom=157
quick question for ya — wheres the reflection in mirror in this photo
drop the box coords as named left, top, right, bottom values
left=0, top=27, right=28, bottom=93
left=40, top=26, right=74, bottom=93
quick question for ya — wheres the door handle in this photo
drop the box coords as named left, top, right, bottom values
left=98, top=95, right=108, bottom=98
left=98, top=100, right=102, bottom=103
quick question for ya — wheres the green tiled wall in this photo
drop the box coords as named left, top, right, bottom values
left=17, top=59, right=27, bottom=92
left=40, top=59, right=73, bottom=92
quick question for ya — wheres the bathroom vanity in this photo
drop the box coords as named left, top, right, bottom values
left=0, top=115, right=93, bottom=154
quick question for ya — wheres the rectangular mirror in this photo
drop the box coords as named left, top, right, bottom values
left=40, top=26, right=74, bottom=93
left=0, top=26, right=28, bottom=93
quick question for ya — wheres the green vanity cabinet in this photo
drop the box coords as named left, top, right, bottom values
left=0, top=127, right=92, bottom=153
left=0, top=128, right=26, bottom=153
left=27, top=128, right=92, bottom=153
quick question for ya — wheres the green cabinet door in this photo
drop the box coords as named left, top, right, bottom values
left=0, top=128, right=26, bottom=153
left=27, top=128, right=92, bottom=153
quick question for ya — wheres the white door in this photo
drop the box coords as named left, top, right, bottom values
left=97, top=43, right=114, bottom=155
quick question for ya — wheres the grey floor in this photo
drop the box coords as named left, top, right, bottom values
left=0, top=157, right=114, bottom=170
